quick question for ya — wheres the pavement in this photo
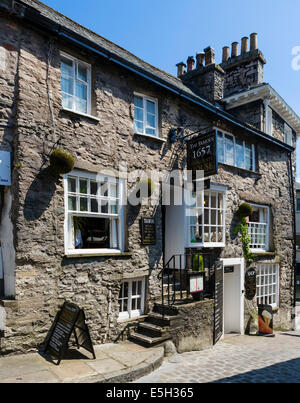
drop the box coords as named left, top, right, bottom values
left=136, top=331, right=300, bottom=383
left=0, top=341, right=164, bottom=383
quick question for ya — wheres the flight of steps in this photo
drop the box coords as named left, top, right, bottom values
left=130, top=273, right=187, bottom=346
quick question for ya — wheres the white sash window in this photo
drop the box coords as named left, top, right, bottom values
left=118, top=277, right=145, bottom=320
left=64, top=171, right=125, bottom=256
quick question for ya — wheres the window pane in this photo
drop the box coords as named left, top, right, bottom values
left=91, top=198, right=99, bottom=213
left=147, top=113, right=155, bottom=128
left=90, top=181, right=98, bottom=195
left=68, top=177, right=76, bottom=193
left=135, top=108, right=143, bottom=122
left=110, top=182, right=118, bottom=198
left=61, top=58, right=74, bottom=77
left=245, top=144, right=252, bottom=171
left=134, top=96, right=143, bottom=108
left=80, top=179, right=88, bottom=194
left=61, top=76, right=74, bottom=95
left=62, top=93, right=73, bottom=110
left=134, top=121, right=144, bottom=133
left=75, top=98, right=87, bottom=114
left=77, top=64, right=88, bottom=82
left=76, top=82, right=87, bottom=100
left=132, top=298, right=136, bottom=310
left=68, top=196, right=77, bottom=211
left=146, top=100, right=155, bottom=114
left=225, top=135, right=234, bottom=165
left=124, top=282, right=128, bottom=298
left=110, top=200, right=118, bottom=214
left=138, top=281, right=142, bottom=295
left=74, top=216, right=110, bottom=249
left=235, top=139, right=244, bottom=169
left=100, top=181, right=109, bottom=197
left=100, top=200, right=109, bottom=214
left=136, top=298, right=141, bottom=310
left=132, top=281, right=137, bottom=296
left=80, top=197, right=88, bottom=211
left=217, top=133, right=224, bottom=163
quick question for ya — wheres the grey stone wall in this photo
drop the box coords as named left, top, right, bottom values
left=0, top=13, right=295, bottom=355
left=168, top=299, right=214, bottom=353
left=229, top=100, right=264, bottom=131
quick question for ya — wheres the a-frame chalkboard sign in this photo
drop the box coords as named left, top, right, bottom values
left=43, top=301, right=96, bottom=365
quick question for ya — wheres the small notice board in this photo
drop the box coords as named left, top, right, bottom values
left=43, top=301, right=96, bottom=365
left=141, top=217, right=156, bottom=245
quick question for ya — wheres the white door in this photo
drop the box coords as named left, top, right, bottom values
left=222, top=258, right=244, bottom=335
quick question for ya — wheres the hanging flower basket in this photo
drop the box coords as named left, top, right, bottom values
left=237, top=202, right=253, bottom=219
left=49, top=149, right=75, bottom=175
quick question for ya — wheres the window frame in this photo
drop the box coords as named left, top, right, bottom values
left=217, top=129, right=256, bottom=172
left=247, top=203, right=270, bottom=253
left=256, top=263, right=279, bottom=308
left=133, top=92, right=159, bottom=138
left=118, top=277, right=146, bottom=321
left=185, top=184, right=227, bottom=248
left=60, top=51, right=92, bottom=116
left=64, top=170, right=125, bottom=257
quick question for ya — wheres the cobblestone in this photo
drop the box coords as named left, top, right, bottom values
left=135, top=332, right=300, bottom=383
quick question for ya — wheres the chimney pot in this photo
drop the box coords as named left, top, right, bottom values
left=196, top=52, right=205, bottom=68
left=222, top=46, right=230, bottom=62
left=241, top=37, right=249, bottom=54
left=187, top=56, right=195, bottom=72
left=250, top=33, right=258, bottom=50
left=204, top=46, right=215, bottom=66
left=176, top=62, right=186, bottom=77
left=231, top=42, right=239, bottom=57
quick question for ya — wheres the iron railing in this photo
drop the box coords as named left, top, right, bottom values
left=158, top=252, right=216, bottom=312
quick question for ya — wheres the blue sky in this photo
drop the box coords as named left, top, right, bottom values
left=42, top=0, right=300, bottom=179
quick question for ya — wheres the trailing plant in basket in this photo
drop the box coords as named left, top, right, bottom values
left=49, top=149, right=75, bottom=175
left=233, top=203, right=254, bottom=265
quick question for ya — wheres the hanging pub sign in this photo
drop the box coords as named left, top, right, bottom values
left=141, top=217, right=156, bottom=245
left=245, top=267, right=257, bottom=300
left=214, top=261, right=224, bottom=345
left=43, top=301, right=96, bottom=365
left=0, top=150, right=11, bottom=186
left=187, top=130, right=218, bottom=178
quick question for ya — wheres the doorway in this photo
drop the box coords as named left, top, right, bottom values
left=222, top=258, right=244, bottom=335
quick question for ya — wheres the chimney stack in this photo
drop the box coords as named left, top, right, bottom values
left=231, top=42, right=239, bottom=57
left=250, top=33, right=258, bottom=51
left=196, top=52, right=205, bottom=68
left=176, top=62, right=186, bottom=77
left=222, top=46, right=229, bottom=62
left=204, top=47, right=215, bottom=66
left=187, top=56, right=195, bottom=72
left=241, top=37, right=249, bottom=54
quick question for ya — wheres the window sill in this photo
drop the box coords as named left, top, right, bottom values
left=187, top=243, right=225, bottom=248
left=134, top=132, right=166, bottom=143
left=61, top=108, right=100, bottom=122
left=219, top=163, right=261, bottom=178
left=251, top=251, right=276, bottom=257
left=65, top=250, right=132, bottom=258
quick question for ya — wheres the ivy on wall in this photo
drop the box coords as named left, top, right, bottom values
left=233, top=203, right=254, bottom=265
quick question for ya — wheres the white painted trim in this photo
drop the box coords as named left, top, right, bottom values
left=60, top=51, right=92, bottom=115
left=118, top=277, right=146, bottom=321
left=221, top=257, right=245, bottom=336
left=133, top=92, right=159, bottom=138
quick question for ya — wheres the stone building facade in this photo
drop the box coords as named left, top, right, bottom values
left=0, top=0, right=299, bottom=355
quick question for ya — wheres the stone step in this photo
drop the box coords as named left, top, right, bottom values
left=138, top=322, right=168, bottom=337
left=147, top=311, right=181, bottom=326
left=130, top=331, right=171, bottom=346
